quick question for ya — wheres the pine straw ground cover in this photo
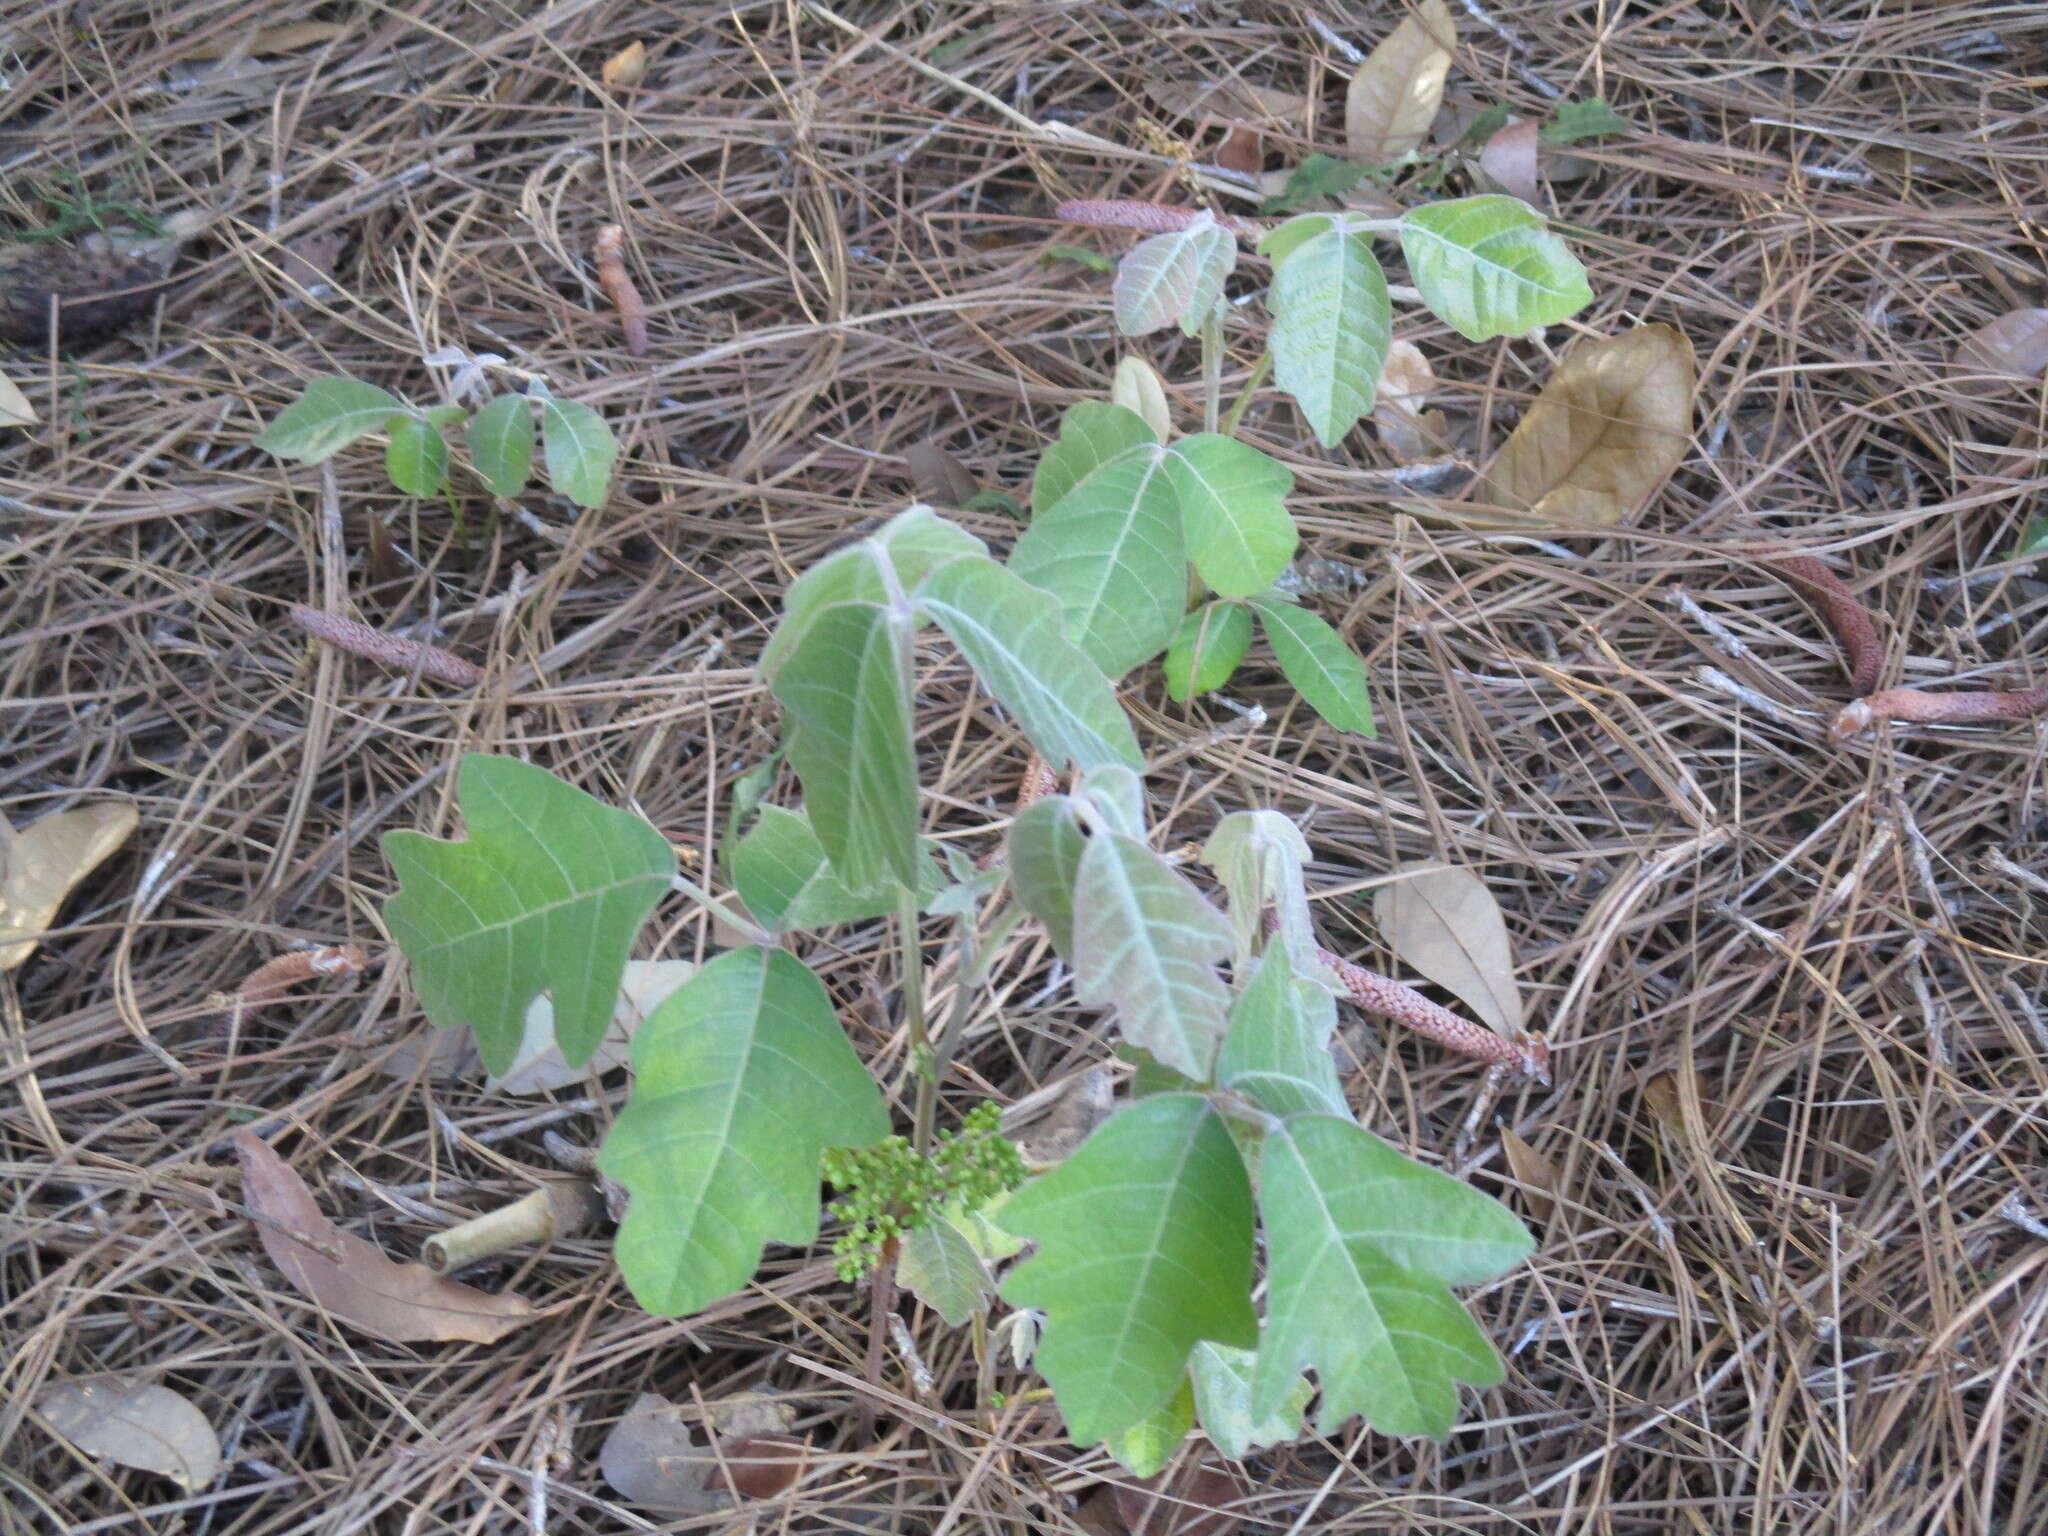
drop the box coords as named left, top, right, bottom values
left=3, top=1, right=2047, bottom=1532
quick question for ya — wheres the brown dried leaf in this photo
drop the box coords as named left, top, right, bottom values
left=1345, top=0, right=1455, bottom=165
left=1372, top=862, right=1522, bottom=1036
left=180, top=22, right=347, bottom=58
left=1478, top=120, right=1543, bottom=208
left=1482, top=323, right=1696, bottom=524
left=600, top=1394, right=726, bottom=1514
left=0, top=374, right=37, bottom=428
left=1111, top=1462, right=1250, bottom=1536
left=1145, top=80, right=1310, bottom=127
left=905, top=440, right=978, bottom=507
left=278, top=231, right=347, bottom=296
left=33, top=1378, right=222, bottom=1490
left=1007, top=1064, right=1116, bottom=1166
left=234, top=1132, right=540, bottom=1343
left=1954, top=308, right=2048, bottom=388
left=1216, top=125, right=1263, bottom=177
left=0, top=800, right=137, bottom=970
left=1500, top=1128, right=1559, bottom=1225
left=1373, top=339, right=1438, bottom=460
left=601, top=41, right=649, bottom=89
left=707, top=1436, right=810, bottom=1500
left=703, top=1388, right=797, bottom=1443
left=489, top=958, right=694, bottom=1094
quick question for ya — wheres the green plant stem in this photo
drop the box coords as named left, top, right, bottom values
left=923, top=917, right=981, bottom=1131
left=900, top=888, right=935, bottom=1153
left=668, top=872, right=773, bottom=946
left=1221, top=351, right=1273, bottom=438
left=1201, top=304, right=1225, bottom=435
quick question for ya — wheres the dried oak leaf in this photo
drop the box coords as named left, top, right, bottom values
left=33, top=1377, right=222, bottom=1490
left=234, top=1131, right=539, bottom=1343
left=1481, top=323, right=1695, bottom=524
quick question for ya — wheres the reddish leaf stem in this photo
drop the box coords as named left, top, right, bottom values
left=593, top=224, right=649, bottom=357
left=287, top=605, right=483, bottom=686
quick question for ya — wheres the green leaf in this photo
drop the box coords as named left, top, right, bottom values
left=1202, top=809, right=1323, bottom=980
left=2016, top=517, right=2048, bottom=558
left=732, top=805, right=836, bottom=929
left=1263, top=222, right=1392, bottom=448
left=1030, top=402, right=1157, bottom=520
left=1043, top=242, right=1116, bottom=275
left=899, top=1215, right=993, bottom=1326
left=381, top=754, right=676, bottom=1074
left=1217, top=949, right=1346, bottom=1119
left=1010, top=442, right=1184, bottom=678
left=253, top=377, right=405, bottom=463
left=601, top=947, right=891, bottom=1314
left=1164, top=601, right=1253, bottom=703
left=1253, top=1114, right=1532, bottom=1437
left=947, top=1194, right=1025, bottom=1262
left=1189, top=1342, right=1313, bottom=1460
left=1076, top=763, right=1145, bottom=840
left=1457, top=102, right=1513, bottom=149
left=916, top=555, right=1143, bottom=773
left=1258, top=154, right=1370, bottom=216
left=964, top=487, right=1026, bottom=518
left=384, top=414, right=448, bottom=497
left=1073, top=831, right=1235, bottom=1080
left=759, top=508, right=984, bottom=681
left=1542, top=98, right=1629, bottom=144
left=466, top=393, right=534, bottom=497
left=1398, top=195, right=1593, bottom=343
left=1113, top=213, right=1237, bottom=337
left=1252, top=600, right=1377, bottom=737
left=1105, top=1378, right=1195, bottom=1477
left=771, top=602, right=922, bottom=895
left=1165, top=435, right=1298, bottom=597
left=999, top=1094, right=1258, bottom=1445
left=1008, top=797, right=1087, bottom=961
left=537, top=393, right=617, bottom=508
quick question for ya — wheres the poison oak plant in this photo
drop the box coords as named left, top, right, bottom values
left=1041, top=189, right=1592, bottom=728
left=376, top=506, right=1532, bottom=1477
left=255, top=373, right=617, bottom=507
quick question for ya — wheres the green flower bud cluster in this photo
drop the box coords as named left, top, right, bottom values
left=820, top=1102, right=1026, bottom=1282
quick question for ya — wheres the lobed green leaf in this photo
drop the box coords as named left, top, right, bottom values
left=381, top=754, right=676, bottom=1074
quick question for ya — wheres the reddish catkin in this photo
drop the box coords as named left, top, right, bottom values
left=592, top=224, right=648, bottom=357
left=213, top=943, right=373, bottom=1037
left=1264, top=911, right=1550, bottom=1082
left=287, top=605, right=483, bottom=686
left=1834, top=683, right=2048, bottom=736
left=1759, top=550, right=1884, bottom=697
left=1053, top=199, right=1260, bottom=240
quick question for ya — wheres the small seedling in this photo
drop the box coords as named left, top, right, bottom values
left=255, top=374, right=616, bottom=508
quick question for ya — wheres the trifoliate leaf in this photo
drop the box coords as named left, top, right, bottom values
left=600, top=947, right=891, bottom=1314
left=1217, top=949, right=1346, bottom=1119
left=254, top=377, right=405, bottom=463
left=770, top=601, right=923, bottom=896
left=466, top=393, right=534, bottom=496
left=1030, top=402, right=1158, bottom=519
left=1164, top=601, right=1253, bottom=703
left=1398, top=195, right=1593, bottom=342
left=382, top=754, right=676, bottom=1074
left=999, top=1094, right=1258, bottom=1445
left=536, top=392, right=617, bottom=508
left=916, top=555, right=1142, bottom=772
left=1253, top=1114, right=1532, bottom=1437
left=1073, top=832, right=1235, bottom=1080
left=384, top=414, right=448, bottom=497
left=1262, top=219, right=1392, bottom=447
left=1251, top=600, right=1377, bottom=736
left=1164, top=435, right=1298, bottom=598
left=1113, top=213, right=1236, bottom=337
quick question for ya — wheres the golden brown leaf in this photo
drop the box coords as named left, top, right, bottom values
left=234, top=1132, right=540, bottom=1343
left=1345, top=0, right=1455, bottom=165
left=1144, top=80, right=1310, bottom=126
left=1953, top=308, right=2048, bottom=389
left=1482, top=323, right=1696, bottom=524
left=1500, top=1128, right=1559, bottom=1225
left=1371, top=862, right=1523, bottom=1036
left=1373, top=339, right=1437, bottom=460
left=0, top=800, right=137, bottom=970
left=602, top=41, right=649, bottom=89
left=33, top=1378, right=222, bottom=1489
